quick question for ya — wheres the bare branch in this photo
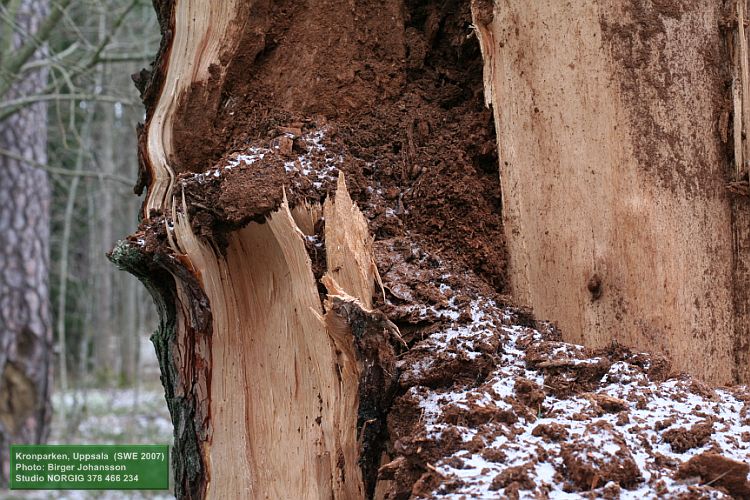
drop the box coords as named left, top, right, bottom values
left=0, top=0, right=73, bottom=99
left=87, top=0, right=140, bottom=67
left=95, top=52, right=153, bottom=64
left=0, top=146, right=133, bottom=185
left=0, top=0, right=144, bottom=122
left=20, top=42, right=80, bottom=70
left=0, top=92, right=133, bottom=108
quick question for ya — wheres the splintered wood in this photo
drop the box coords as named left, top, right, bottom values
left=168, top=177, right=385, bottom=499
left=324, top=172, right=380, bottom=309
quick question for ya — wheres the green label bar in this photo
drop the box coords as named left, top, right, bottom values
left=10, top=445, right=169, bottom=490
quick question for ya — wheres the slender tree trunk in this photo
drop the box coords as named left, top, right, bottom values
left=96, top=106, right=118, bottom=382
left=56, top=124, right=85, bottom=403
left=92, top=13, right=118, bottom=382
left=0, top=0, right=51, bottom=483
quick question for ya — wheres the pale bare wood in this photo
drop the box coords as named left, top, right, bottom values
left=291, top=202, right=323, bottom=236
left=738, top=0, right=750, bottom=176
left=474, top=0, right=749, bottom=384
left=324, top=172, right=379, bottom=309
left=144, top=0, right=247, bottom=215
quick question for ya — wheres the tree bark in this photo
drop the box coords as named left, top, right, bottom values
left=0, top=0, right=52, bottom=484
left=472, top=0, right=750, bottom=385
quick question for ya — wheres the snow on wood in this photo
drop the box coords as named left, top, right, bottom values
left=387, top=293, right=750, bottom=498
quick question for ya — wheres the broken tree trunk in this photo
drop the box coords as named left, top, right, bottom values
left=114, top=0, right=501, bottom=495
left=113, top=160, right=398, bottom=497
left=112, top=1, right=414, bottom=496
left=113, top=0, right=749, bottom=498
left=472, top=0, right=750, bottom=384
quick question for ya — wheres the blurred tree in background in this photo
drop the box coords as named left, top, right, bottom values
left=0, top=0, right=160, bottom=482
left=0, top=0, right=53, bottom=483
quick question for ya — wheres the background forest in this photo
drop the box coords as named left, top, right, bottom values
left=0, top=0, right=171, bottom=497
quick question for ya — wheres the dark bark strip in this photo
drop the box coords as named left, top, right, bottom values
left=110, top=242, right=211, bottom=499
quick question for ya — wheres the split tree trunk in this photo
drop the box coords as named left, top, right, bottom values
left=473, top=0, right=750, bottom=385
left=113, top=0, right=750, bottom=498
left=112, top=2, right=406, bottom=497
left=0, top=0, right=52, bottom=484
